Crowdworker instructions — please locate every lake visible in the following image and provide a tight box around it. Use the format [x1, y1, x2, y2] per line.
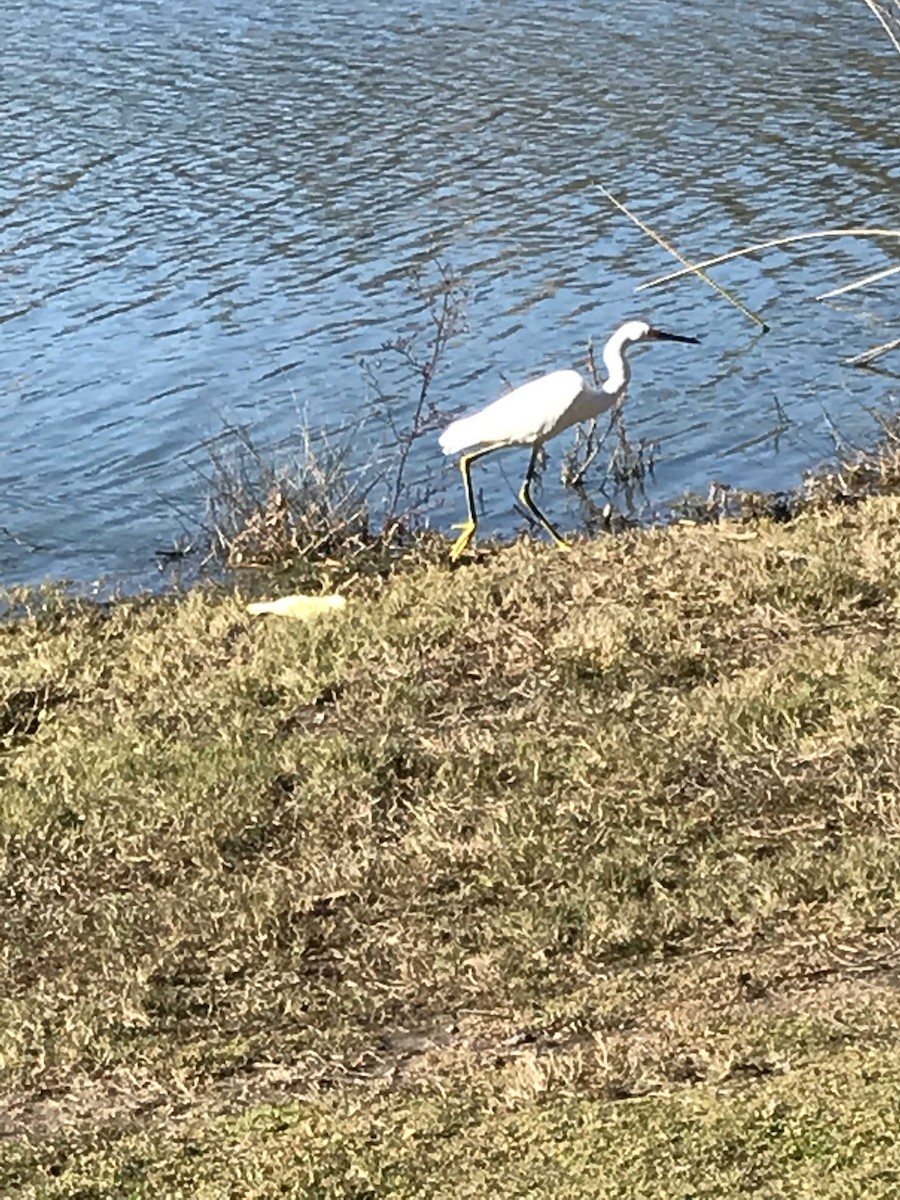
[2, 0, 898, 588]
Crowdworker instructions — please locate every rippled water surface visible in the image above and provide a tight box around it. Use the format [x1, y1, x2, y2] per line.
[2, 0, 898, 585]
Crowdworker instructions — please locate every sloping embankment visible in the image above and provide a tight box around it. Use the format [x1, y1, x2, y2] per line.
[4, 498, 900, 1195]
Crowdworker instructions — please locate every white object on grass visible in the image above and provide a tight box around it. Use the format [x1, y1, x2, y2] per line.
[246, 594, 346, 619]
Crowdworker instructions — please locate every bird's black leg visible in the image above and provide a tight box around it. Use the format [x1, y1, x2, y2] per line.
[449, 446, 500, 562]
[518, 445, 571, 551]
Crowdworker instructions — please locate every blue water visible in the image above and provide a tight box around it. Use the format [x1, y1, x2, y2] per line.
[1, 0, 898, 586]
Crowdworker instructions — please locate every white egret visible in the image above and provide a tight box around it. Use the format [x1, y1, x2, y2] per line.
[439, 318, 700, 560]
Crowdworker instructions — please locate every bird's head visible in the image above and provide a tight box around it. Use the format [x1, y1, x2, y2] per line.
[616, 318, 700, 347]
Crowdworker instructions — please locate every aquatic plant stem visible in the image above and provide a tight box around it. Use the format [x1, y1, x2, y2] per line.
[596, 182, 769, 332]
[637, 228, 900, 290]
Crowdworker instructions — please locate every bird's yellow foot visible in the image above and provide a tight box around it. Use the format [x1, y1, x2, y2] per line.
[449, 520, 477, 562]
[539, 525, 572, 552]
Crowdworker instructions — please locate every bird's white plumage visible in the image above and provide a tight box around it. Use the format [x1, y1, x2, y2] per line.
[438, 317, 698, 560]
[439, 318, 661, 459]
[439, 369, 604, 457]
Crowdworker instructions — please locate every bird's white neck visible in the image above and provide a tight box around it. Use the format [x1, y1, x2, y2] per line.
[600, 327, 634, 397]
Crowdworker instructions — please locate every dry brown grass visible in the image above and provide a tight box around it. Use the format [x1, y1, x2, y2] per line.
[667, 411, 900, 529]
[4, 498, 900, 1194]
[201, 424, 380, 571]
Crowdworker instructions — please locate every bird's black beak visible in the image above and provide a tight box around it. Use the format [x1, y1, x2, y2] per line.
[648, 328, 700, 344]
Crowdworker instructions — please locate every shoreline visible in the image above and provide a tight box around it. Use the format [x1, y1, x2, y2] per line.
[6, 414, 899, 608]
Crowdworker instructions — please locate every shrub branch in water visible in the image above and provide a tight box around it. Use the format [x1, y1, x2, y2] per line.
[363, 260, 469, 535]
[204, 263, 466, 570]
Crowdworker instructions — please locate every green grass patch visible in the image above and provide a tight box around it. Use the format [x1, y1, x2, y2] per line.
[4, 499, 900, 1192]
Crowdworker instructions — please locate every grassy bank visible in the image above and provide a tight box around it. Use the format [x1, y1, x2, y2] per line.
[4, 497, 900, 1196]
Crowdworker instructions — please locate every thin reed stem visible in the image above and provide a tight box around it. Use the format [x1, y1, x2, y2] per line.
[596, 183, 769, 331]
[637, 228, 900, 291]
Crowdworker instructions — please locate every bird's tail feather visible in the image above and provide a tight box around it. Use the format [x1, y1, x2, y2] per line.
[439, 415, 479, 457]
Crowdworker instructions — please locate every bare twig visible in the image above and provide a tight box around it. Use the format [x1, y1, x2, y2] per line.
[562, 407, 622, 492]
[561, 339, 621, 491]
[561, 337, 657, 531]
[364, 262, 467, 531]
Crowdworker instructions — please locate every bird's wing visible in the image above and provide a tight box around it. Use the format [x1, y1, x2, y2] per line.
[439, 370, 586, 456]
